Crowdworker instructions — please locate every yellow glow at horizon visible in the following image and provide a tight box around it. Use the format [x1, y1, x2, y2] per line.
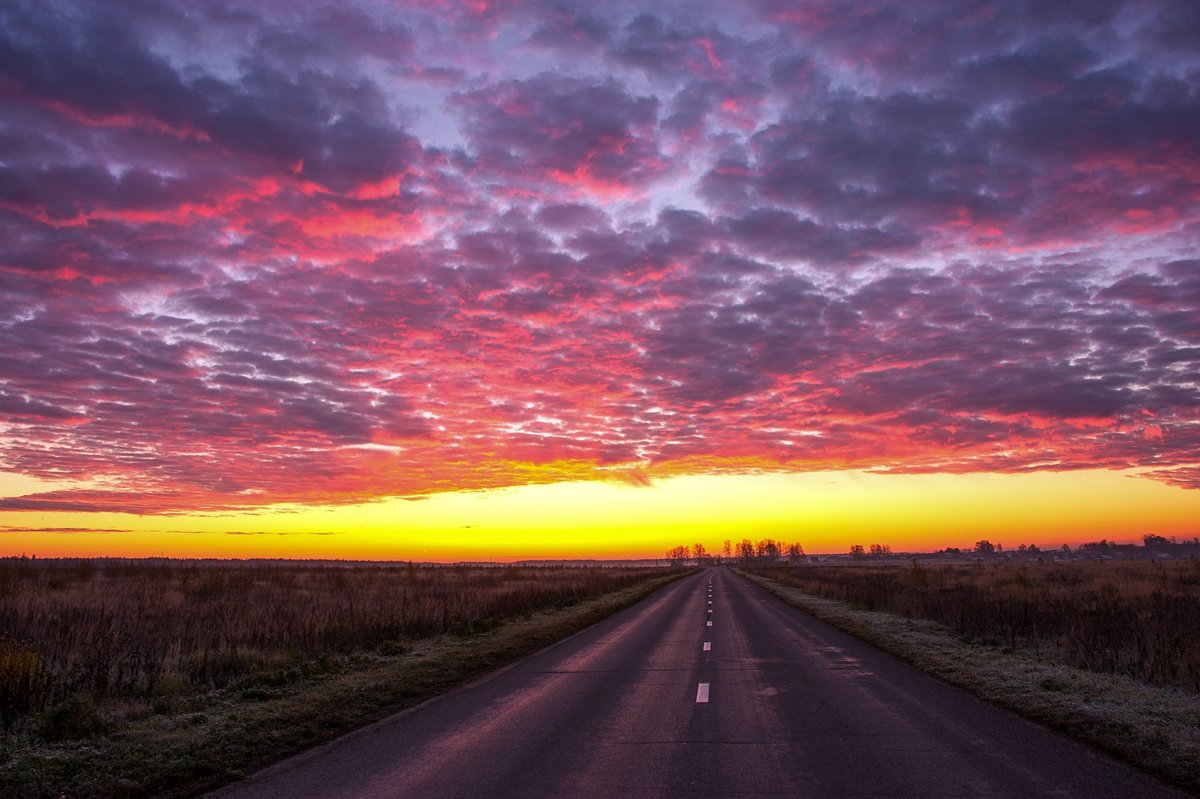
[1, 467, 1198, 560]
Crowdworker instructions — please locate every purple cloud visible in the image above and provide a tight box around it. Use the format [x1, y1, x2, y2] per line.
[0, 0, 1197, 516]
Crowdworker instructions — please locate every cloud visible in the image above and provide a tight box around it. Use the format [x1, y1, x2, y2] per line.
[451, 73, 667, 199]
[0, 0, 1196, 515]
[221, 530, 342, 537]
[0, 526, 135, 534]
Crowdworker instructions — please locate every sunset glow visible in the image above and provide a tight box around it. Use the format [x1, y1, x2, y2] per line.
[1, 1, 1198, 559]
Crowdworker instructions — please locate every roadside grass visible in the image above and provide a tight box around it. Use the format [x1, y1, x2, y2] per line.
[0, 569, 689, 799]
[739, 569, 1200, 794]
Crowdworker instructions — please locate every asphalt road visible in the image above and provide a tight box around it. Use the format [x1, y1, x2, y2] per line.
[209, 569, 1190, 798]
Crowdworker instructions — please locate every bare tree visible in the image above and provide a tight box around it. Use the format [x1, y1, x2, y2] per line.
[756, 539, 780, 561]
[786, 542, 806, 564]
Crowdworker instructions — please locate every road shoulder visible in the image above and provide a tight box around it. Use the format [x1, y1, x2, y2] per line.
[738, 569, 1200, 794]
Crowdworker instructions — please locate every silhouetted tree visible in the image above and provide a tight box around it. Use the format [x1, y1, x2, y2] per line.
[756, 539, 780, 560]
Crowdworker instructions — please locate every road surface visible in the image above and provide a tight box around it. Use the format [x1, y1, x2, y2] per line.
[210, 568, 1190, 798]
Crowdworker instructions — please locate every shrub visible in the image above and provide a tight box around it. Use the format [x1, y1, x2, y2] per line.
[36, 695, 103, 741]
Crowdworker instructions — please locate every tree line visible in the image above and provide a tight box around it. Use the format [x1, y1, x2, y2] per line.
[666, 538, 807, 565]
[669, 533, 1200, 566]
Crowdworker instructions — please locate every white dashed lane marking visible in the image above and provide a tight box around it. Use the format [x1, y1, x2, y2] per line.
[701, 580, 713, 702]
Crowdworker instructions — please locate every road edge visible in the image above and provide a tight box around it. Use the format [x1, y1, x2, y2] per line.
[736, 568, 1200, 795]
[206, 567, 702, 796]
[0, 569, 696, 799]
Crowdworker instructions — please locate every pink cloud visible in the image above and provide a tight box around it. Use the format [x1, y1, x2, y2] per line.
[0, 0, 1197, 515]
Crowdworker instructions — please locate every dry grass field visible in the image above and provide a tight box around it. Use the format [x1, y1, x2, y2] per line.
[742, 559, 1200, 691]
[740, 560, 1200, 792]
[0, 559, 667, 737]
[0, 558, 688, 798]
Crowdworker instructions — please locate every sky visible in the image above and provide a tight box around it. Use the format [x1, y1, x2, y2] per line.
[1, 0, 1198, 560]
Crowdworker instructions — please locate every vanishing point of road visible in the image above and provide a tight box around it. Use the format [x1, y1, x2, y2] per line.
[209, 569, 1190, 798]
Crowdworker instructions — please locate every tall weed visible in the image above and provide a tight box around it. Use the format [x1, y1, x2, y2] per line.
[0, 558, 663, 729]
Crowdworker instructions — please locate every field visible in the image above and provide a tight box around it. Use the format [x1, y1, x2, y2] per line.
[0, 558, 672, 731]
[741, 559, 1200, 692]
[0, 558, 685, 798]
[739, 560, 1200, 791]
